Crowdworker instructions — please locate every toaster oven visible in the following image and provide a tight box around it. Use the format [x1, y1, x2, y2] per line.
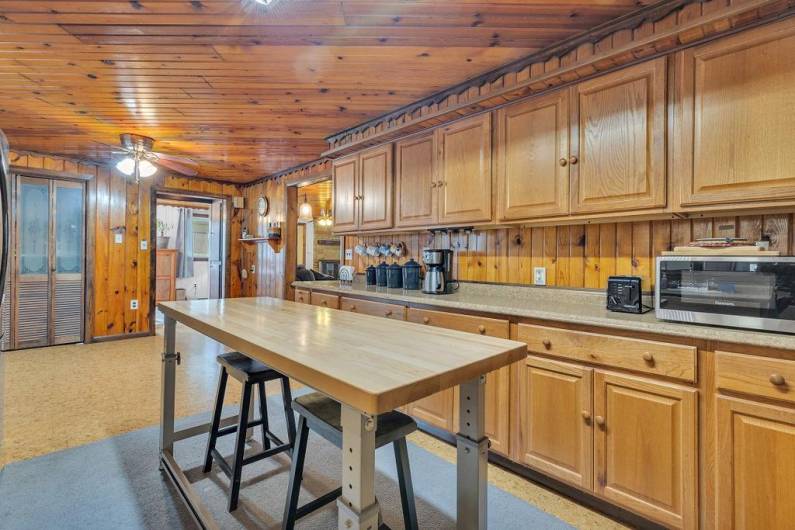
[655, 256, 795, 333]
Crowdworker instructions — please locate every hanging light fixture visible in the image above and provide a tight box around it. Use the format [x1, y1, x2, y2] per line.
[298, 194, 313, 222]
[115, 154, 157, 182]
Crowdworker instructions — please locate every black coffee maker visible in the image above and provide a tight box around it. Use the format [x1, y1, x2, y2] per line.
[422, 249, 457, 294]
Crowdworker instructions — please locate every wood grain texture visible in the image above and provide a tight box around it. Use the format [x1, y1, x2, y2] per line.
[158, 297, 527, 415]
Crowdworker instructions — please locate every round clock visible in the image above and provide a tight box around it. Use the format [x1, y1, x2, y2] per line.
[257, 196, 269, 216]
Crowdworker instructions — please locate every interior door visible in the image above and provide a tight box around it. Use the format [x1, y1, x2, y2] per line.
[15, 177, 50, 349]
[51, 180, 84, 345]
[208, 198, 224, 299]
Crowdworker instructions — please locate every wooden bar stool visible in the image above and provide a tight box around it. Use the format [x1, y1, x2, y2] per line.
[203, 352, 297, 512]
[282, 392, 419, 530]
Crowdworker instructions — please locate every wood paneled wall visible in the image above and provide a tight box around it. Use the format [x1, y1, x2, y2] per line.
[239, 178, 287, 299]
[344, 213, 794, 291]
[9, 151, 245, 340]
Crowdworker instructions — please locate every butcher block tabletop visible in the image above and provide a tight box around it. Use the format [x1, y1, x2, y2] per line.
[158, 297, 528, 415]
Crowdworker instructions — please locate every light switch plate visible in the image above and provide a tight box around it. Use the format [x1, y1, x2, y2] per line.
[130, 299, 138, 310]
[345, 248, 353, 260]
[140, 240, 148, 250]
[533, 267, 546, 286]
[114, 233, 123, 244]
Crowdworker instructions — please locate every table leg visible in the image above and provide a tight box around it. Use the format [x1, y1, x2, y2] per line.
[457, 375, 488, 530]
[160, 315, 178, 460]
[337, 404, 380, 530]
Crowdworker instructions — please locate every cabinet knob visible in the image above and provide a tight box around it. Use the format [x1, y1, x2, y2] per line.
[321, 300, 327, 306]
[581, 410, 591, 422]
[478, 325, 486, 334]
[569, 155, 579, 165]
[542, 339, 552, 350]
[431, 182, 437, 188]
[594, 415, 605, 427]
[350, 305, 356, 311]
[385, 310, 393, 317]
[423, 317, 430, 324]
[558, 158, 568, 167]
[770, 373, 786, 386]
[642, 352, 655, 364]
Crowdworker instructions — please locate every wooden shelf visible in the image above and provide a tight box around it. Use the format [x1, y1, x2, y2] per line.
[238, 236, 280, 243]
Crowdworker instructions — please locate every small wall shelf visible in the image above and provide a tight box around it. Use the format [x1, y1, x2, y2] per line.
[239, 236, 280, 243]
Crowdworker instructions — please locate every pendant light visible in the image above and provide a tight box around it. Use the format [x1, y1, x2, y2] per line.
[298, 194, 313, 222]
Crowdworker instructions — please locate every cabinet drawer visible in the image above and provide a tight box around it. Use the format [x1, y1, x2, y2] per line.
[294, 289, 310, 304]
[340, 297, 405, 320]
[716, 351, 795, 404]
[406, 308, 509, 338]
[514, 324, 696, 383]
[310, 292, 339, 310]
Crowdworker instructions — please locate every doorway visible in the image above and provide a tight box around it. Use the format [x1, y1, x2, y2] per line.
[294, 179, 340, 280]
[153, 192, 227, 323]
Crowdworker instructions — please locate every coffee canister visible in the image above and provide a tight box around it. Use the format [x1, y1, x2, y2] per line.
[376, 261, 389, 287]
[402, 259, 421, 290]
[387, 262, 403, 289]
[365, 265, 377, 286]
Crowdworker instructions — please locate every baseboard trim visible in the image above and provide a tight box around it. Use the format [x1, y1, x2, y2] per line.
[89, 330, 155, 343]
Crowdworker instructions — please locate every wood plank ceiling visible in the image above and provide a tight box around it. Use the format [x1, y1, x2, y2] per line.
[0, 0, 653, 182]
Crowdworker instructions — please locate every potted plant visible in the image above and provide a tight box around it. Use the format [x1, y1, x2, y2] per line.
[156, 219, 172, 249]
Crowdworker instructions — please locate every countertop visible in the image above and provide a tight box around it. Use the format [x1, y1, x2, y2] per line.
[293, 279, 795, 352]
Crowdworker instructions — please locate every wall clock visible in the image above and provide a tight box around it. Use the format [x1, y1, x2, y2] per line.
[257, 196, 269, 216]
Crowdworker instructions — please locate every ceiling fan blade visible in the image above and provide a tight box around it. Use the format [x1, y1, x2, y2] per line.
[151, 153, 199, 177]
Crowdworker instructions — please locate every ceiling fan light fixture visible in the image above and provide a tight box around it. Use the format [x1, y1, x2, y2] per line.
[254, 0, 276, 5]
[138, 159, 158, 178]
[115, 157, 136, 176]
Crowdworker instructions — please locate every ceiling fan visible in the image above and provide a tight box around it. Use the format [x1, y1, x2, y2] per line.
[111, 133, 199, 182]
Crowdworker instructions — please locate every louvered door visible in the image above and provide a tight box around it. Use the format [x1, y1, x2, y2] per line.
[51, 180, 84, 345]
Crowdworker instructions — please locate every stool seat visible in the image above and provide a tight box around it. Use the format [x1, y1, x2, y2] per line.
[292, 392, 416, 449]
[217, 352, 283, 383]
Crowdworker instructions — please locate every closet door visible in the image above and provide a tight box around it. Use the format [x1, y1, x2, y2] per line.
[15, 177, 50, 349]
[51, 180, 84, 345]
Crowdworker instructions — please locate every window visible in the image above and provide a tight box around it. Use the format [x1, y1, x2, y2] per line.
[192, 215, 209, 259]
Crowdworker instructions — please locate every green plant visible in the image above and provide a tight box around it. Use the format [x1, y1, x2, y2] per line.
[156, 219, 171, 237]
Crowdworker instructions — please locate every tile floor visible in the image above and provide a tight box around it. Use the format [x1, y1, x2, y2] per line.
[0, 325, 625, 529]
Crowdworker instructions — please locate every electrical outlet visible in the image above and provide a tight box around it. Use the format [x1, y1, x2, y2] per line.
[533, 267, 546, 286]
[114, 233, 123, 244]
[345, 248, 353, 260]
[130, 299, 138, 310]
[140, 240, 148, 250]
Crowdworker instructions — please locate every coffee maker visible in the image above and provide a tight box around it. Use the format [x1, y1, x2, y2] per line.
[422, 248, 457, 294]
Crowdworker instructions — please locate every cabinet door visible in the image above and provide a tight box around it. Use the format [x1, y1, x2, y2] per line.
[358, 145, 393, 231]
[436, 114, 492, 224]
[332, 155, 358, 232]
[675, 20, 795, 208]
[497, 90, 569, 220]
[514, 355, 593, 489]
[409, 388, 455, 431]
[716, 396, 795, 530]
[594, 371, 697, 529]
[570, 58, 667, 214]
[395, 134, 436, 227]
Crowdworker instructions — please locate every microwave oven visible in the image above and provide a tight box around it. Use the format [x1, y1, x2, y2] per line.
[655, 256, 795, 333]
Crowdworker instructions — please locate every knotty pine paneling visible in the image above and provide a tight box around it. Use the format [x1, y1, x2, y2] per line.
[9, 150, 245, 340]
[239, 178, 286, 299]
[343, 214, 794, 292]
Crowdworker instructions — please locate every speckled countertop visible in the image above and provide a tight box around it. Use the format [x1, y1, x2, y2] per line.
[293, 279, 795, 351]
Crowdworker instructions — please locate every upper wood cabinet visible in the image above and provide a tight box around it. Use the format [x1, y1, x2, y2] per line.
[594, 371, 697, 529]
[497, 90, 570, 220]
[332, 144, 393, 232]
[332, 155, 358, 232]
[716, 396, 795, 530]
[395, 133, 436, 228]
[674, 20, 795, 209]
[570, 58, 667, 215]
[435, 114, 493, 225]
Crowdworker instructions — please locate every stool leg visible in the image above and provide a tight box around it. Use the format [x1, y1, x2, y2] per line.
[281, 376, 297, 448]
[203, 367, 228, 473]
[282, 415, 309, 530]
[257, 381, 270, 450]
[228, 382, 253, 512]
[394, 438, 419, 530]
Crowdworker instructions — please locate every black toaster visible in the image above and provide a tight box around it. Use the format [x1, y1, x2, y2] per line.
[606, 276, 644, 314]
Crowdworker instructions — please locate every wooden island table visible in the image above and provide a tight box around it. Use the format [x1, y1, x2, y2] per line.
[158, 297, 527, 530]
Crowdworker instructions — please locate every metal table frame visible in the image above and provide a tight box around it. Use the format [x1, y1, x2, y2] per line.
[159, 314, 490, 530]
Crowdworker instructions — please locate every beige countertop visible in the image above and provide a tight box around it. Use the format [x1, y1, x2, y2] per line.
[293, 279, 795, 352]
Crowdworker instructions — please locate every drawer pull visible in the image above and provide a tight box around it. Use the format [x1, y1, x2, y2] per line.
[423, 317, 430, 324]
[385, 310, 393, 317]
[642, 352, 655, 364]
[770, 373, 787, 386]
[321, 300, 328, 306]
[581, 410, 591, 423]
[594, 416, 606, 427]
[349, 305, 356, 311]
[478, 325, 486, 334]
[542, 339, 552, 350]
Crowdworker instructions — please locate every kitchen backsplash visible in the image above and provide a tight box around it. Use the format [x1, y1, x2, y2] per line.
[343, 212, 794, 291]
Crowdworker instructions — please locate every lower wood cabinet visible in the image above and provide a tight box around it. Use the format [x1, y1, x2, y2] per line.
[310, 292, 339, 309]
[594, 371, 697, 529]
[514, 356, 593, 489]
[294, 288, 310, 304]
[716, 396, 795, 530]
[340, 296, 406, 320]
